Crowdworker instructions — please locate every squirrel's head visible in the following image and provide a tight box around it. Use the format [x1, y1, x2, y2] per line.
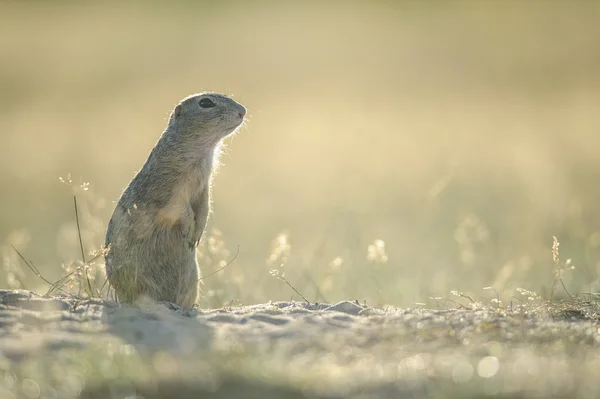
[167, 92, 246, 146]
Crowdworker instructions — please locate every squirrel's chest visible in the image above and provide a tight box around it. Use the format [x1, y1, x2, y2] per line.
[156, 163, 212, 228]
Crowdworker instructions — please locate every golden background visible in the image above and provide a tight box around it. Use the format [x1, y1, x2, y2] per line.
[2, 1, 600, 307]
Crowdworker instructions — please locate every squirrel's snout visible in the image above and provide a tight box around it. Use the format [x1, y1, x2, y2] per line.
[238, 106, 247, 119]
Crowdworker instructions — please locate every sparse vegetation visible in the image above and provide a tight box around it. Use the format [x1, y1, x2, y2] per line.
[3, 1, 600, 307]
[2, 1, 600, 397]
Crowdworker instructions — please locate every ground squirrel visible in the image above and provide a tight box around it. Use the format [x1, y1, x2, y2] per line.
[104, 92, 246, 308]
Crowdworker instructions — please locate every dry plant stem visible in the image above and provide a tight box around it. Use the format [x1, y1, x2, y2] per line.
[429, 297, 442, 308]
[73, 195, 94, 297]
[198, 245, 240, 282]
[10, 245, 39, 289]
[12, 189, 195, 302]
[280, 276, 310, 304]
[550, 236, 575, 302]
[11, 245, 71, 297]
[446, 298, 464, 309]
[47, 253, 102, 297]
[453, 292, 475, 303]
[483, 286, 501, 304]
[550, 277, 573, 302]
[99, 277, 110, 299]
[302, 270, 328, 303]
[73, 195, 86, 264]
[578, 262, 594, 301]
[559, 278, 573, 300]
[86, 254, 104, 298]
[47, 272, 76, 296]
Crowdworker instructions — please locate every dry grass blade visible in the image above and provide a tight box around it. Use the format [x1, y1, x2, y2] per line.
[73, 194, 94, 297]
[559, 278, 573, 300]
[280, 276, 310, 304]
[302, 270, 328, 303]
[46, 253, 104, 297]
[451, 290, 475, 303]
[550, 236, 575, 302]
[46, 270, 77, 297]
[73, 195, 86, 264]
[11, 245, 71, 297]
[99, 278, 111, 299]
[198, 245, 240, 281]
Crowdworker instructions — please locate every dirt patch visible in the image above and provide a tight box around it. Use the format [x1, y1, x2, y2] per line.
[0, 289, 599, 398]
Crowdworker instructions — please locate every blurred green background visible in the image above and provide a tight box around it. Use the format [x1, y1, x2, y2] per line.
[1, 0, 600, 308]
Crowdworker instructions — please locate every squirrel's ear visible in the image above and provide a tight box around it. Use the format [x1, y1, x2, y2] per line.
[174, 104, 182, 118]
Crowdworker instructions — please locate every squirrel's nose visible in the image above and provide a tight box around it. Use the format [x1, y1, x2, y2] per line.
[238, 106, 247, 118]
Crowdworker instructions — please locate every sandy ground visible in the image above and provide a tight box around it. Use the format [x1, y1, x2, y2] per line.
[1, 289, 600, 398]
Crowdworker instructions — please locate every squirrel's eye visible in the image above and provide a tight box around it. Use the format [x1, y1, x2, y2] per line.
[199, 98, 216, 108]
